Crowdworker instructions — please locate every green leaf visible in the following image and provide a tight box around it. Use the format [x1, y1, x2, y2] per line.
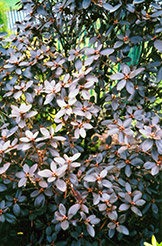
[152, 235, 157, 246]
[144, 243, 152, 246]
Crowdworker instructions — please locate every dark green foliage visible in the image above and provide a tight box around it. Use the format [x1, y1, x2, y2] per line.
[0, 0, 162, 245]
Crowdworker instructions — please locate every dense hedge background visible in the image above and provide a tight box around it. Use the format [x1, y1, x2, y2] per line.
[0, 0, 162, 245]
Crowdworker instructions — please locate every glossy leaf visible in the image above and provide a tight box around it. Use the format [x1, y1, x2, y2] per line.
[82, 0, 91, 9]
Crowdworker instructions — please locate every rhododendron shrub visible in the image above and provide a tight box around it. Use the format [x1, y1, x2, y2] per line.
[0, 0, 162, 245]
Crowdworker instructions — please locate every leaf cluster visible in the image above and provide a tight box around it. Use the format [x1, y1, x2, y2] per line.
[0, 0, 162, 245]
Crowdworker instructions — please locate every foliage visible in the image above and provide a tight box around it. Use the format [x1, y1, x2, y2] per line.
[2, 0, 19, 9]
[144, 235, 162, 246]
[0, 0, 162, 245]
[0, 1, 8, 32]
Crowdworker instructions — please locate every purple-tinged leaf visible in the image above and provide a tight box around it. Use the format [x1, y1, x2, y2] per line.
[131, 158, 143, 166]
[142, 139, 153, 152]
[55, 109, 66, 119]
[57, 99, 67, 108]
[13, 203, 21, 216]
[156, 140, 162, 154]
[44, 94, 54, 105]
[117, 79, 126, 91]
[54, 157, 65, 165]
[126, 4, 135, 13]
[20, 104, 32, 112]
[119, 214, 126, 224]
[100, 48, 114, 56]
[0, 163, 10, 174]
[110, 73, 124, 80]
[25, 130, 34, 139]
[55, 67, 63, 76]
[61, 220, 69, 230]
[123, 128, 134, 136]
[82, 90, 90, 99]
[69, 88, 79, 98]
[59, 203, 66, 215]
[84, 175, 96, 182]
[125, 193, 131, 203]
[29, 164, 38, 176]
[0, 184, 7, 192]
[154, 39, 162, 52]
[7, 126, 18, 137]
[108, 128, 119, 135]
[90, 217, 100, 224]
[20, 137, 30, 142]
[30, 190, 39, 197]
[84, 56, 94, 66]
[40, 127, 50, 137]
[96, 153, 103, 163]
[116, 225, 129, 235]
[108, 222, 116, 230]
[34, 194, 45, 208]
[80, 128, 86, 138]
[82, 0, 91, 9]
[38, 169, 52, 177]
[83, 123, 93, 129]
[85, 47, 94, 55]
[102, 180, 112, 188]
[71, 153, 81, 161]
[144, 161, 155, 169]
[110, 3, 121, 13]
[103, 3, 113, 11]
[18, 178, 27, 187]
[14, 91, 22, 99]
[103, 3, 121, 12]
[23, 164, 29, 173]
[130, 68, 145, 78]
[75, 59, 82, 71]
[25, 92, 34, 104]
[126, 81, 135, 94]
[157, 67, 162, 82]
[133, 192, 142, 202]
[39, 181, 48, 188]
[122, 64, 130, 74]
[68, 204, 80, 219]
[131, 206, 142, 216]
[114, 41, 123, 48]
[56, 179, 66, 192]
[135, 199, 146, 206]
[119, 204, 130, 211]
[0, 215, 5, 222]
[100, 169, 107, 178]
[93, 194, 100, 205]
[111, 99, 119, 110]
[123, 118, 132, 128]
[151, 10, 162, 17]
[125, 182, 131, 193]
[84, 81, 94, 88]
[152, 203, 158, 214]
[53, 136, 66, 141]
[125, 165, 132, 177]
[108, 211, 117, 221]
[87, 223, 95, 237]
[5, 213, 16, 224]
[26, 111, 37, 118]
[151, 166, 159, 176]
[118, 146, 128, 154]
[130, 36, 143, 44]
[133, 0, 144, 4]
